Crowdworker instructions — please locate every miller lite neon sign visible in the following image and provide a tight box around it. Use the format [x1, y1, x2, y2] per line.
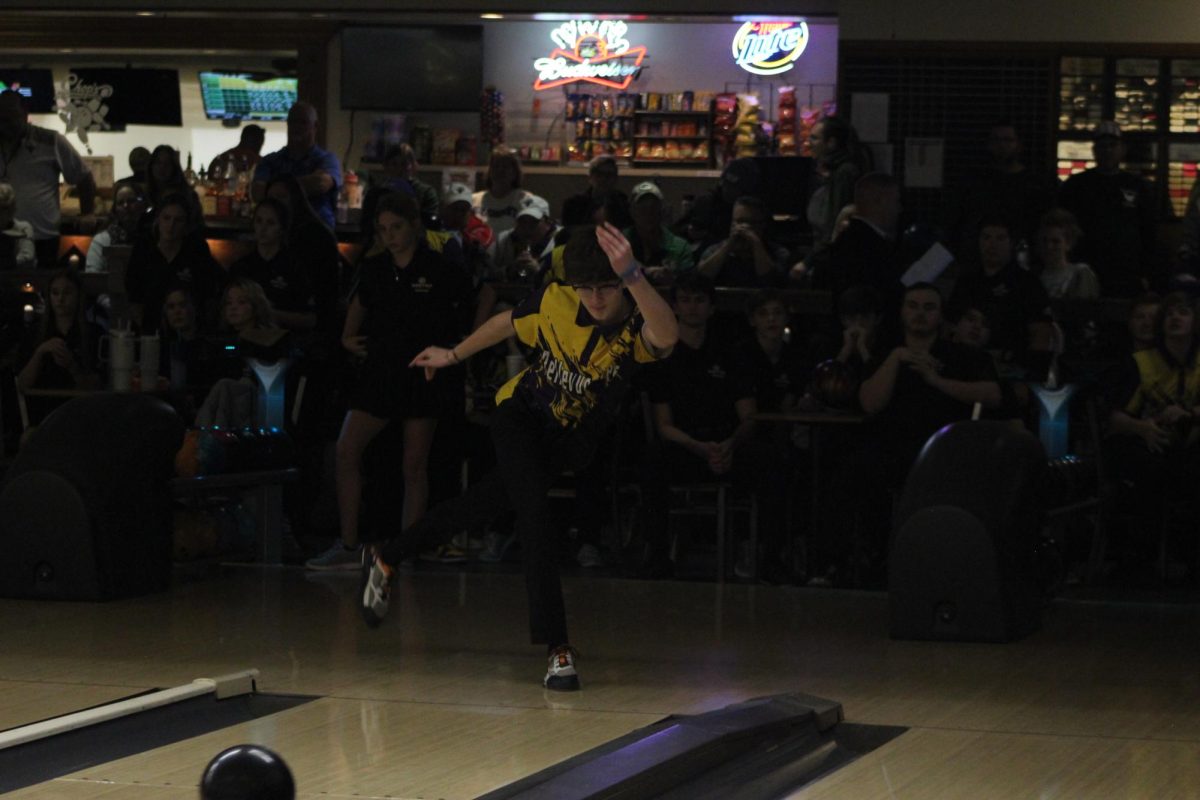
[533, 19, 647, 91]
[732, 21, 809, 76]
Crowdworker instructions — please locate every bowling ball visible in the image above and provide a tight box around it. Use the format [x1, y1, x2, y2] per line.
[811, 359, 858, 410]
[200, 744, 295, 800]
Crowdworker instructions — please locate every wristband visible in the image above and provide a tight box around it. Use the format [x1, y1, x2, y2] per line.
[620, 262, 643, 284]
[449, 348, 460, 364]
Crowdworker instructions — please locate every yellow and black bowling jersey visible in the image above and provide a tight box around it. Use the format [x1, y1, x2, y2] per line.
[496, 282, 664, 429]
[1121, 347, 1200, 417]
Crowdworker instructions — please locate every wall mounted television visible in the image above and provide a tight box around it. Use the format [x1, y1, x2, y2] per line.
[199, 71, 298, 121]
[0, 68, 56, 113]
[340, 26, 483, 112]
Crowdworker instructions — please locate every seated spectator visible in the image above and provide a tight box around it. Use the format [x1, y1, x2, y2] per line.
[264, 175, 340, 334]
[560, 154, 631, 230]
[1105, 291, 1200, 550]
[1128, 293, 1162, 353]
[441, 182, 494, 255]
[625, 181, 694, 285]
[86, 180, 145, 272]
[639, 272, 789, 580]
[1036, 208, 1099, 299]
[489, 196, 560, 283]
[834, 284, 884, 373]
[822, 172, 903, 314]
[0, 182, 36, 270]
[159, 285, 225, 423]
[949, 216, 1054, 375]
[125, 194, 222, 334]
[674, 157, 763, 256]
[859, 282, 1001, 484]
[696, 195, 787, 287]
[731, 289, 809, 413]
[16, 268, 101, 394]
[945, 297, 1028, 422]
[207, 124, 265, 185]
[230, 199, 317, 332]
[194, 277, 287, 428]
[472, 147, 539, 236]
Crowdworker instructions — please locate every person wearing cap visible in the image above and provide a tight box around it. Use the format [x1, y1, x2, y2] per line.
[207, 123, 266, 183]
[489, 195, 561, 283]
[560, 154, 632, 230]
[1059, 120, 1157, 298]
[441, 181, 494, 253]
[624, 180, 694, 283]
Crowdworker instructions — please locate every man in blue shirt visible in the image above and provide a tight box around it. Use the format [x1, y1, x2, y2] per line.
[252, 101, 342, 229]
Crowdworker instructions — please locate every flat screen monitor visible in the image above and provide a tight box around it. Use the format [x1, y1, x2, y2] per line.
[70, 67, 182, 127]
[340, 26, 483, 112]
[199, 72, 298, 121]
[0, 68, 55, 113]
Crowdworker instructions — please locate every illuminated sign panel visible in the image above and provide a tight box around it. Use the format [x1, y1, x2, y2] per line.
[533, 19, 647, 91]
[732, 21, 809, 76]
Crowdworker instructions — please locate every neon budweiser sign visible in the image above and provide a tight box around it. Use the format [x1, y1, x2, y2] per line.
[732, 21, 809, 76]
[533, 19, 647, 91]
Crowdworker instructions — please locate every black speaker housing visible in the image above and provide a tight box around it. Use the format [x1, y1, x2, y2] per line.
[0, 392, 184, 600]
[889, 421, 1047, 642]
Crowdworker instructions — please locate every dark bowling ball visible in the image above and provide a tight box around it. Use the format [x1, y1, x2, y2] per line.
[811, 358, 858, 410]
[200, 744, 295, 800]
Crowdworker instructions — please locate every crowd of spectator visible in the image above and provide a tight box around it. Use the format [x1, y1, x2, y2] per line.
[1, 89, 1197, 588]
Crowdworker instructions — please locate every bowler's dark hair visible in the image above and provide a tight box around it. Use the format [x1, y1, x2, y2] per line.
[562, 225, 613, 285]
[671, 270, 716, 304]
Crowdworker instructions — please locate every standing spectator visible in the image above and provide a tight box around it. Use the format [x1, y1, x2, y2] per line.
[264, 175, 340, 336]
[675, 157, 762, 256]
[125, 145, 151, 190]
[1036, 208, 1100, 299]
[696, 195, 788, 287]
[230, 199, 316, 332]
[472, 147, 537, 237]
[1059, 121, 1157, 297]
[307, 193, 472, 571]
[207, 124, 266, 183]
[252, 102, 342, 230]
[0, 90, 96, 267]
[560, 154, 631, 230]
[125, 195, 221, 334]
[799, 116, 864, 279]
[824, 172, 904, 314]
[624, 181, 694, 284]
[0, 181, 36, 269]
[145, 145, 203, 227]
[948, 120, 1059, 259]
[361, 144, 440, 229]
[85, 180, 145, 272]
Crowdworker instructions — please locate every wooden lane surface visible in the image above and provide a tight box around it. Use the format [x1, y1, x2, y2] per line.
[2, 569, 1200, 797]
[0, 681, 146, 731]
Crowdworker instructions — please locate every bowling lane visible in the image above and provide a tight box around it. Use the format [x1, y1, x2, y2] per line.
[6, 696, 663, 800]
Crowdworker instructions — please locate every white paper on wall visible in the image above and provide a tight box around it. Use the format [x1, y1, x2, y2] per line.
[904, 137, 944, 188]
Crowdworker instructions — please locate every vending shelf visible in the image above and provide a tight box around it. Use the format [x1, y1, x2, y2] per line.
[634, 135, 710, 141]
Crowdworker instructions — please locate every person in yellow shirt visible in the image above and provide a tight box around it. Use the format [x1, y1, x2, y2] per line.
[360, 223, 678, 692]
